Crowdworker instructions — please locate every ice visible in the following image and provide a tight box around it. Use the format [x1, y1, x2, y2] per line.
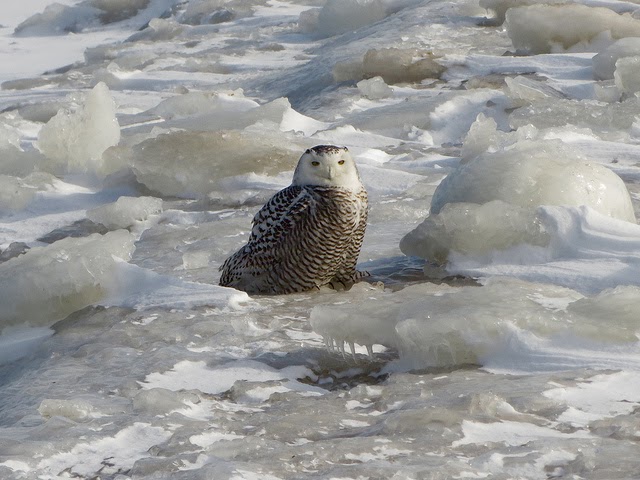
[143, 359, 316, 396]
[431, 139, 634, 221]
[509, 96, 640, 140]
[505, 4, 640, 54]
[0, 230, 135, 327]
[400, 200, 549, 264]
[479, 0, 565, 25]
[357, 77, 392, 100]
[543, 371, 640, 427]
[362, 48, 445, 84]
[87, 195, 163, 230]
[6, 0, 640, 478]
[334, 48, 445, 84]
[401, 117, 635, 262]
[592, 37, 640, 80]
[0, 175, 37, 212]
[300, 0, 387, 38]
[126, 129, 302, 198]
[614, 55, 640, 96]
[37, 423, 171, 478]
[36, 82, 121, 176]
[14, 3, 102, 36]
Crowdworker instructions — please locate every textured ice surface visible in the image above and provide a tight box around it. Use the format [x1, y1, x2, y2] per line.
[37, 82, 121, 175]
[87, 196, 163, 230]
[4, 0, 640, 478]
[505, 4, 640, 54]
[0, 231, 135, 327]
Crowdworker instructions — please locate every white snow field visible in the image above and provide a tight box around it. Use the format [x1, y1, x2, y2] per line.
[2, 0, 640, 478]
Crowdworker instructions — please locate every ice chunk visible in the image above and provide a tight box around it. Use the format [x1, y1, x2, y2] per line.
[38, 398, 99, 421]
[128, 130, 301, 198]
[154, 95, 326, 136]
[311, 278, 587, 370]
[362, 48, 445, 84]
[14, 3, 101, 36]
[87, 196, 163, 230]
[401, 116, 635, 262]
[127, 18, 185, 42]
[133, 388, 200, 415]
[400, 200, 549, 264]
[479, 0, 565, 25]
[357, 76, 392, 100]
[0, 172, 56, 213]
[300, 0, 387, 37]
[505, 4, 640, 54]
[614, 56, 640, 96]
[179, 0, 259, 25]
[86, 0, 150, 24]
[37, 82, 121, 176]
[592, 37, 640, 80]
[504, 76, 564, 107]
[0, 116, 45, 176]
[0, 175, 36, 212]
[0, 231, 136, 328]
[149, 90, 257, 120]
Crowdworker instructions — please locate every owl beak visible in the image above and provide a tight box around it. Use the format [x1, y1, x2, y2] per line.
[326, 166, 336, 179]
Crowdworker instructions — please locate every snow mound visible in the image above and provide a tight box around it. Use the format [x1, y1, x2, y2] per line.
[37, 82, 121, 176]
[0, 231, 135, 328]
[87, 196, 163, 230]
[401, 116, 635, 262]
[505, 4, 640, 54]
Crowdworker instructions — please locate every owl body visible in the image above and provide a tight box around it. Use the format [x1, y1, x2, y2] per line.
[219, 146, 368, 294]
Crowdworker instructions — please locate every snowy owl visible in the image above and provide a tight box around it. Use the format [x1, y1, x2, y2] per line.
[219, 145, 369, 294]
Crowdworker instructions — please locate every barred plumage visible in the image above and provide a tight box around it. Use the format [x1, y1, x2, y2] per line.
[219, 145, 368, 294]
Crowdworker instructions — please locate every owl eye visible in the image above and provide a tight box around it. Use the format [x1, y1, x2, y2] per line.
[338, 160, 345, 165]
[311, 161, 320, 166]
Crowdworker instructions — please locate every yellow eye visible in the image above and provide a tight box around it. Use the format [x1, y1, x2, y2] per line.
[338, 160, 345, 165]
[311, 161, 320, 166]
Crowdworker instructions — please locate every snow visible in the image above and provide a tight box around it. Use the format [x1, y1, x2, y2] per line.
[3, 0, 640, 478]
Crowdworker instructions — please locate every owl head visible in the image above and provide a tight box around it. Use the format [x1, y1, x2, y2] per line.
[292, 145, 362, 189]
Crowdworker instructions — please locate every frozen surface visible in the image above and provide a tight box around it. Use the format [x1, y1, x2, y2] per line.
[3, 0, 640, 479]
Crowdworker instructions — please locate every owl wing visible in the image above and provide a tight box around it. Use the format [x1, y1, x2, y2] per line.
[219, 186, 314, 282]
[249, 185, 312, 244]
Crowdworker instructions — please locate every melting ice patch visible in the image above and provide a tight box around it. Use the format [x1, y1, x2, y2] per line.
[142, 359, 324, 400]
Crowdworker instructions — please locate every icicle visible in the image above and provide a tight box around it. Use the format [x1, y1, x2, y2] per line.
[349, 342, 357, 361]
[338, 340, 346, 358]
[366, 344, 374, 358]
